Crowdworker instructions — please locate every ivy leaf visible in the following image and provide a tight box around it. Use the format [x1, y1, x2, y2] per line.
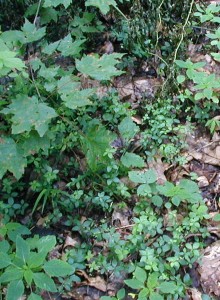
[1, 95, 57, 137]
[121, 152, 145, 168]
[43, 0, 72, 9]
[22, 19, 46, 43]
[6, 280, 24, 300]
[76, 53, 125, 80]
[85, 0, 117, 14]
[0, 137, 27, 179]
[43, 259, 73, 276]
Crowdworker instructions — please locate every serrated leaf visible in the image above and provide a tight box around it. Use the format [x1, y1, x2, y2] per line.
[62, 89, 95, 109]
[121, 152, 145, 168]
[81, 122, 116, 171]
[57, 34, 85, 57]
[43, 0, 72, 9]
[33, 272, 57, 292]
[21, 131, 51, 156]
[129, 169, 157, 184]
[57, 75, 80, 95]
[85, 0, 117, 14]
[6, 280, 24, 300]
[0, 137, 27, 179]
[22, 19, 46, 43]
[124, 278, 144, 289]
[118, 117, 139, 141]
[76, 53, 125, 80]
[0, 253, 11, 269]
[0, 267, 24, 283]
[159, 281, 177, 294]
[42, 40, 60, 55]
[43, 259, 73, 276]
[134, 267, 146, 283]
[27, 252, 46, 269]
[37, 235, 56, 254]
[16, 236, 30, 263]
[1, 95, 57, 137]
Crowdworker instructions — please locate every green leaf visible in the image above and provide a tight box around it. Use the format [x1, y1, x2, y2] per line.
[57, 34, 85, 57]
[33, 272, 57, 292]
[134, 267, 147, 284]
[1, 95, 57, 137]
[117, 288, 125, 299]
[147, 272, 159, 290]
[124, 278, 145, 289]
[0, 267, 24, 283]
[0, 240, 10, 253]
[6, 280, 24, 300]
[42, 40, 60, 55]
[43, 0, 72, 8]
[0, 253, 11, 269]
[28, 293, 42, 300]
[85, 0, 117, 14]
[16, 236, 30, 263]
[0, 137, 27, 179]
[118, 117, 139, 141]
[37, 235, 56, 255]
[129, 169, 157, 184]
[22, 19, 46, 43]
[137, 184, 151, 196]
[24, 269, 34, 286]
[159, 281, 177, 294]
[62, 89, 95, 109]
[81, 122, 116, 171]
[177, 75, 185, 84]
[151, 195, 163, 207]
[138, 288, 149, 299]
[121, 152, 145, 168]
[21, 131, 51, 156]
[213, 213, 220, 221]
[57, 75, 80, 95]
[150, 292, 164, 300]
[27, 252, 46, 269]
[76, 53, 125, 80]
[43, 259, 73, 277]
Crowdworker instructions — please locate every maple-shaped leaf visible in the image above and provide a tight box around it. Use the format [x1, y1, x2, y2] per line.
[61, 88, 95, 109]
[57, 34, 85, 57]
[76, 53, 125, 80]
[80, 121, 116, 171]
[0, 137, 27, 179]
[1, 95, 57, 137]
[85, 0, 117, 14]
[43, 0, 72, 9]
[21, 131, 51, 156]
[22, 19, 46, 43]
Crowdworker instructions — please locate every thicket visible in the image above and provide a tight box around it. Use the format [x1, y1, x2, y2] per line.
[0, 0, 219, 299]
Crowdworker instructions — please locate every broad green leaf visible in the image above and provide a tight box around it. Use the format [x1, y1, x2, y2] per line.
[16, 236, 30, 263]
[22, 19, 46, 43]
[138, 288, 149, 299]
[81, 122, 116, 171]
[151, 195, 163, 207]
[76, 53, 125, 80]
[117, 288, 125, 299]
[37, 235, 56, 254]
[33, 272, 57, 292]
[27, 252, 46, 268]
[85, 0, 117, 14]
[57, 34, 85, 57]
[21, 131, 51, 156]
[129, 169, 157, 184]
[137, 183, 151, 196]
[159, 281, 177, 294]
[150, 292, 164, 300]
[57, 75, 80, 95]
[124, 278, 145, 289]
[211, 52, 220, 62]
[0, 253, 11, 269]
[0, 267, 24, 283]
[42, 40, 60, 55]
[0, 51, 25, 72]
[147, 272, 159, 290]
[213, 213, 220, 221]
[0, 240, 10, 253]
[1, 95, 57, 137]
[43, 259, 73, 276]
[177, 75, 185, 84]
[6, 280, 24, 300]
[121, 152, 145, 168]
[28, 293, 42, 300]
[62, 89, 95, 109]
[43, 0, 72, 9]
[24, 269, 33, 286]
[118, 117, 139, 141]
[134, 267, 146, 284]
[0, 137, 27, 179]
[6, 223, 30, 242]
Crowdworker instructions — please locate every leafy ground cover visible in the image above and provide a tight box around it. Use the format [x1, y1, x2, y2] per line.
[1, 0, 220, 299]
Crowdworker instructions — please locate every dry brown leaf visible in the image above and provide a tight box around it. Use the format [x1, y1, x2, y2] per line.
[112, 205, 130, 226]
[188, 288, 202, 300]
[63, 236, 78, 249]
[148, 156, 168, 185]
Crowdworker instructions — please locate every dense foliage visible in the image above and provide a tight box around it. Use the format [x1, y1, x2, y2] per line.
[0, 0, 219, 299]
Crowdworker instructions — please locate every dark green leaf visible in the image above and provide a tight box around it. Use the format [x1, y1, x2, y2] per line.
[33, 272, 57, 292]
[6, 280, 24, 300]
[43, 259, 73, 277]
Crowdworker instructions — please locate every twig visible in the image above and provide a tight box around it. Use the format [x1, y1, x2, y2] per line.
[33, 0, 42, 26]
